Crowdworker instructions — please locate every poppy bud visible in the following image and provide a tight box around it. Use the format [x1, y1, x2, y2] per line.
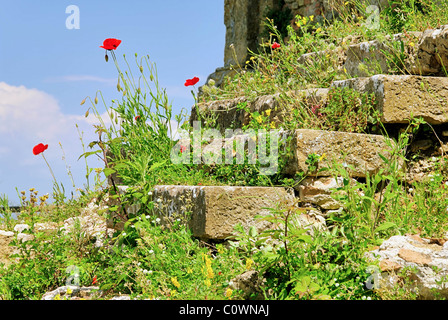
[105, 54, 109, 62]
[85, 109, 90, 118]
[80, 98, 86, 105]
[94, 96, 98, 104]
[139, 66, 144, 73]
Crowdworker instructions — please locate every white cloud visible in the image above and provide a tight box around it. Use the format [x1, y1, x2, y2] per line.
[0, 82, 104, 201]
[44, 75, 117, 86]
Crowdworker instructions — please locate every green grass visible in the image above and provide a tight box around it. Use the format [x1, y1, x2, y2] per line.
[2, 0, 448, 300]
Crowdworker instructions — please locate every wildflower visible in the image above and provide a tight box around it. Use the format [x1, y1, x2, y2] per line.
[155, 218, 161, 223]
[157, 198, 162, 203]
[149, 249, 154, 254]
[100, 38, 121, 50]
[148, 191, 153, 196]
[204, 279, 211, 287]
[171, 277, 181, 289]
[265, 109, 271, 116]
[318, 153, 326, 162]
[271, 42, 281, 49]
[170, 290, 177, 297]
[409, 42, 415, 47]
[66, 287, 73, 295]
[54, 294, 61, 300]
[135, 115, 141, 121]
[246, 258, 254, 270]
[187, 268, 193, 274]
[270, 122, 276, 129]
[184, 77, 199, 86]
[316, 27, 322, 33]
[310, 15, 314, 21]
[92, 275, 97, 285]
[225, 288, 233, 298]
[202, 254, 214, 279]
[256, 115, 263, 124]
[311, 105, 320, 114]
[33, 143, 48, 155]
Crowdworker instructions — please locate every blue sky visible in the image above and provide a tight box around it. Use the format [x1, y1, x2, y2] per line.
[0, 1, 225, 205]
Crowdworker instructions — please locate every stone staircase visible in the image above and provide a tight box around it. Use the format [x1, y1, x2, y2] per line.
[107, 24, 448, 244]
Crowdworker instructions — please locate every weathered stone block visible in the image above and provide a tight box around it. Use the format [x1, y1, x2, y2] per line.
[152, 185, 295, 240]
[412, 24, 448, 75]
[283, 129, 399, 178]
[190, 89, 329, 133]
[332, 74, 448, 124]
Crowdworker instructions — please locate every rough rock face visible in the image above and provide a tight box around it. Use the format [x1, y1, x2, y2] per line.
[413, 24, 448, 75]
[296, 176, 347, 210]
[367, 234, 448, 299]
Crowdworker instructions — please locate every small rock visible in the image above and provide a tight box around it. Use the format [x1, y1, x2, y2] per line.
[17, 233, 34, 243]
[229, 270, 264, 300]
[0, 230, 14, 237]
[13, 224, 30, 233]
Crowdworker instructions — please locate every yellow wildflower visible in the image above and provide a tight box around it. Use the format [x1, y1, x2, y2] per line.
[170, 290, 177, 297]
[256, 115, 263, 124]
[171, 277, 181, 289]
[66, 287, 73, 295]
[202, 254, 214, 279]
[217, 245, 225, 254]
[409, 42, 415, 47]
[316, 27, 322, 33]
[204, 279, 211, 287]
[246, 258, 254, 270]
[319, 153, 326, 162]
[187, 268, 193, 274]
[225, 288, 233, 298]
[270, 122, 276, 129]
[265, 109, 271, 116]
[310, 15, 314, 21]
[54, 294, 61, 300]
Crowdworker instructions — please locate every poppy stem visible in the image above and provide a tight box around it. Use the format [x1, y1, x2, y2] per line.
[41, 153, 62, 196]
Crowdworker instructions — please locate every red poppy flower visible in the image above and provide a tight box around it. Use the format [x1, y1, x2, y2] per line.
[92, 275, 97, 285]
[100, 38, 121, 50]
[135, 115, 141, 121]
[33, 143, 48, 156]
[272, 42, 281, 49]
[184, 77, 199, 87]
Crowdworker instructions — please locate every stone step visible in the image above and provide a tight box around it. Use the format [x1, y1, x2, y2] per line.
[298, 32, 423, 78]
[151, 185, 294, 240]
[105, 185, 330, 240]
[283, 129, 400, 178]
[190, 89, 329, 134]
[332, 74, 448, 124]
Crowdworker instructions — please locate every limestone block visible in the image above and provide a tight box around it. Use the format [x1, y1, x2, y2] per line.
[152, 185, 295, 240]
[190, 89, 329, 133]
[283, 129, 399, 178]
[332, 74, 448, 124]
[413, 24, 448, 75]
